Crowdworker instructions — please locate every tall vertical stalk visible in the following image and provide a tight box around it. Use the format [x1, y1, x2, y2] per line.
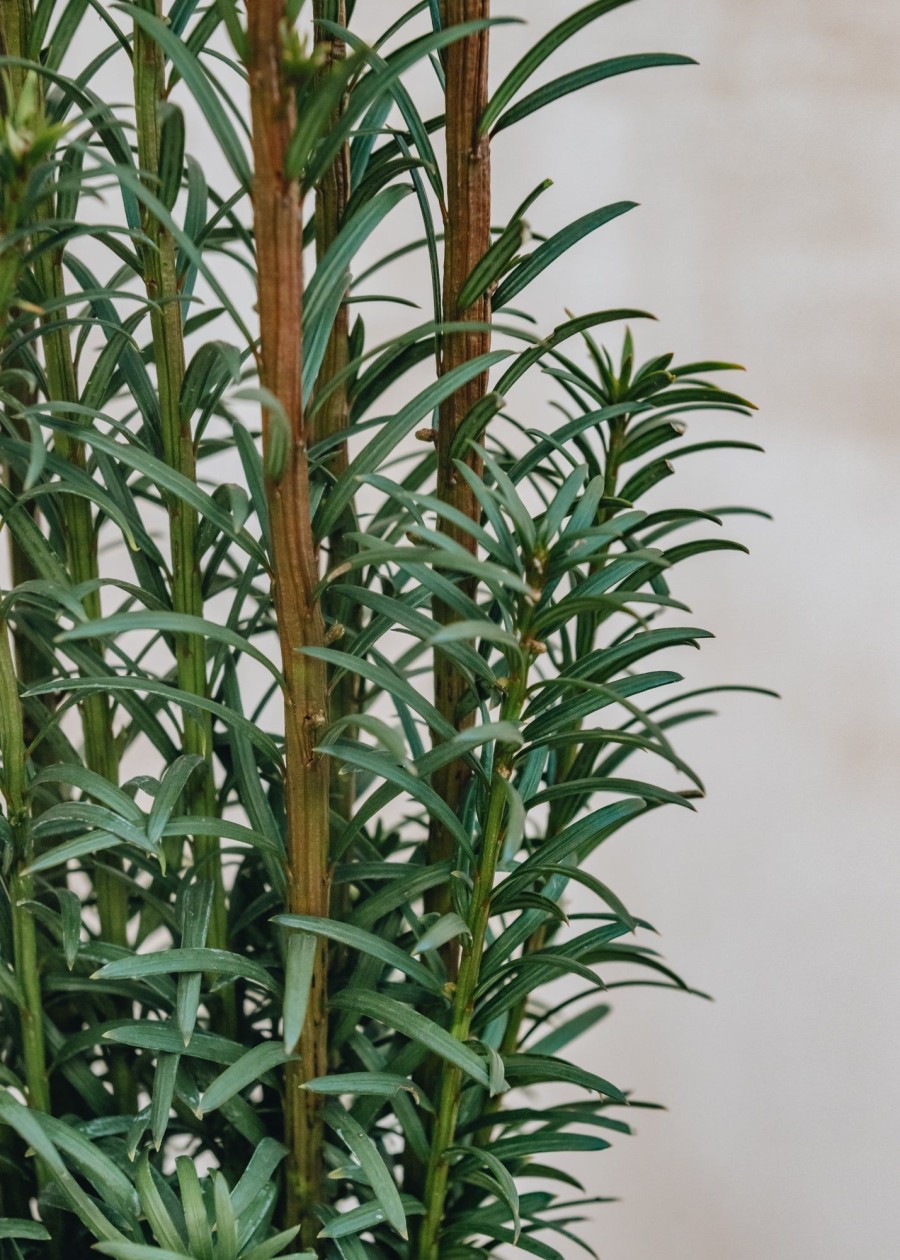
[310, 1, 350, 461]
[309, 1, 357, 848]
[246, 2, 330, 1244]
[428, 0, 493, 960]
[418, 622, 537, 1260]
[0, 0, 26, 85]
[2, 0, 118, 905]
[498, 417, 630, 1062]
[0, 24, 43, 694]
[0, 620, 49, 1119]
[131, 0, 228, 963]
[1, 1, 132, 1085]
[1, 28, 69, 1184]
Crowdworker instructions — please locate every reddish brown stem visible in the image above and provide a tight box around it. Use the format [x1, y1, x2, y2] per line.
[428, 0, 493, 971]
[310, 2, 357, 857]
[246, 4, 330, 1246]
[310, 4, 351, 470]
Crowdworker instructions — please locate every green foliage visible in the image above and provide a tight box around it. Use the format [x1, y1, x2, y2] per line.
[0, 2, 766, 1258]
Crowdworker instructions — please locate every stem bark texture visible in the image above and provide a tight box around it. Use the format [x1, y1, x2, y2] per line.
[246, 4, 331, 1245]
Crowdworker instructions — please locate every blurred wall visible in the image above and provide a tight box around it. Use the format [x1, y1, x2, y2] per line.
[460, 2, 900, 1257]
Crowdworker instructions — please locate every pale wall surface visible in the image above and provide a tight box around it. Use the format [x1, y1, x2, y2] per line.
[460, 2, 900, 1257]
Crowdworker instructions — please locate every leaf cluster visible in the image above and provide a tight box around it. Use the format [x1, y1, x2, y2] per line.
[0, 3, 766, 1258]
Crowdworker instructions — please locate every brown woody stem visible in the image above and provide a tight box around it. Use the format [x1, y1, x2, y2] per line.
[428, 0, 493, 971]
[310, 1, 357, 852]
[246, 3, 331, 1246]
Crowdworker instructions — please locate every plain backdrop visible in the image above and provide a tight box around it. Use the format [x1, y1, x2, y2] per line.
[85, 2, 899, 1256]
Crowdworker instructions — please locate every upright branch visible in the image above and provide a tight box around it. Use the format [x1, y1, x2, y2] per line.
[1, 4, 132, 1121]
[310, 1, 351, 463]
[309, 1, 357, 843]
[132, 0, 228, 962]
[0, 34, 43, 693]
[246, 2, 330, 1244]
[429, 0, 493, 960]
[418, 611, 540, 1260]
[1, 3, 116, 786]
[0, 50, 53, 1152]
[0, 617, 52, 1219]
[0, 615, 47, 1092]
[0, 0, 27, 90]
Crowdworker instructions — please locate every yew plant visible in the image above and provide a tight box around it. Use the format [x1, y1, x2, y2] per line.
[0, 1, 766, 1257]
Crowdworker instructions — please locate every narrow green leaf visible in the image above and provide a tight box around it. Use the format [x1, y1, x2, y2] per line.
[135, 1151, 189, 1252]
[176, 878, 214, 1046]
[503, 1053, 626, 1101]
[55, 888, 81, 970]
[303, 185, 412, 398]
[36, 1110, 138, 1218]
[95, 1248, 194, 1260]
[0, 1221, 51, 1241]
[315, 350, 510, 537]
[0, 1095, 121, 1242]
[330, 991, 489, 1089]
[176, 1157, 213, 1260]
[528, 1003, 612, 1056]
[493, 202, 637, 310]
[24, 675, 282, 766]
[241, 1229, 311, 1260]
[125, 2, 250, 187]
[213, 1171, 238, 1260]
[231, 1139, 288, 1218]
[198, 1042, 295, 1116]
[151, 1052, 180, 1150]
[479, 0, 634, 134]
[104, 1023, 242, 1063]
[493, 799, 647, 902]
[492, 54, 696, 134]
[303, 1073, 419, 1100]
[413, 913, 471, 955]
[450, 1147, 520, 1242]
[148, 755, 203, 844]
[283, 931, 317, 1053]
[93, 949, 279, 993]
[317, 1194, 424, 1241]
[324, 1102, 407, 1238]
[275, 914, 445, 995]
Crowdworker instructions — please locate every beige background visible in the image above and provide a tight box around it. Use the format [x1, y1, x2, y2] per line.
[89, 2, 899, 1255]
[463, 2, 899, 1257]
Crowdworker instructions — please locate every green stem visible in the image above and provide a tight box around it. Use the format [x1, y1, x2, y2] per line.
[1, 41, 71, 1212]
[2, 3, 134, 1119]
[10, 868, 50, 1114]
[499, 418, 629, 1064]
[0, 620, 49, 1119]
[1, 621, 64, 1258]
[0, 55, 45, 696]
[132, 0, 229, 979]
[45, 177, 139, 1127]
[2, 0, 124, 941]
[34, 164, 136, 1121]
[0, 0, 28, 93]
[417, 630, 533, 1260]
